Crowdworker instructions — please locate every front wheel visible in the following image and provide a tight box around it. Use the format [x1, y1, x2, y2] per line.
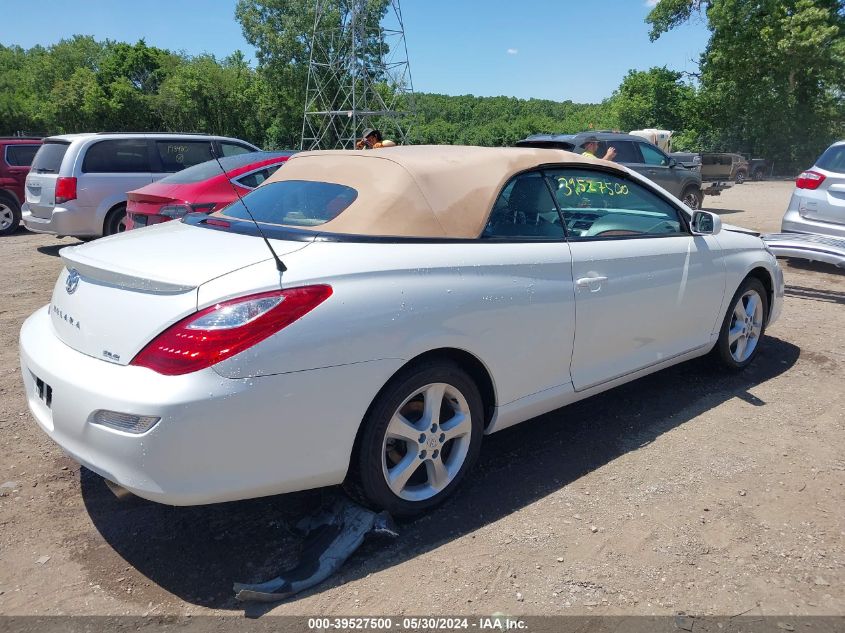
[714, 277, 768, 370]
[682, 187, 703, 210]
[344, 360, 484, 517]
[735, 170, 747, 184]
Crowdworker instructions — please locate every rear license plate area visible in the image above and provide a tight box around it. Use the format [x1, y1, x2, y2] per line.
[35, 376, 53, 408]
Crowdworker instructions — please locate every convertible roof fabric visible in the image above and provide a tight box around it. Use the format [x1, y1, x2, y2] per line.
[257, 145, 620, 238]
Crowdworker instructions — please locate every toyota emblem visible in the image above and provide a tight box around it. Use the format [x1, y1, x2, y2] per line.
[66, 269, 80, 295]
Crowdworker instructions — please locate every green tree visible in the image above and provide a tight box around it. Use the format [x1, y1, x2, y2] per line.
[612, 66, 695, 133]
[647, 0, 845, 171]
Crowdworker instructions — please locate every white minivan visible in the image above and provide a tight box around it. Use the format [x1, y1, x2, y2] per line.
[23, 133, 259, 238]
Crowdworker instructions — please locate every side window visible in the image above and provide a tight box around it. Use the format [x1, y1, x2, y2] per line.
[638, 143, 669, 166]
[544, 168, 686, 240]
[82, 139, 151, 173]
[155, 141, 214, 172]
[221, 142, 254, 157]
[5, 145, 40, 167]
[482, 172, 565, 239]
[597, 140, 642, 163]
[235, 165, 282, 189]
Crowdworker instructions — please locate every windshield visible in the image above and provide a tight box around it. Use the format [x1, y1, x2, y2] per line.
[30, 141, 70, 174]
[816, 144, 845, 173]
[159, 152, 289, 184]
[216, 180, 358, 227]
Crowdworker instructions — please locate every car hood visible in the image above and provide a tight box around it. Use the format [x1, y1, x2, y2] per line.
[722, 223, 760, 237]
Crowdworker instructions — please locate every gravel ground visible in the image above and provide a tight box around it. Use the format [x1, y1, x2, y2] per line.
[0, 181, 843, 618]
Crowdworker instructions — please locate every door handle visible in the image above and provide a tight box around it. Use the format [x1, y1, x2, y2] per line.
[576, 276, 608, 292]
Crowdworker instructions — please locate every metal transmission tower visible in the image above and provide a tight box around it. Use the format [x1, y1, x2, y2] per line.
[301, 0, 415, 150]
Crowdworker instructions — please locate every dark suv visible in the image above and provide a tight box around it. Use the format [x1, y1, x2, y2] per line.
[0, 137, 42, 235]
[516, 132, 704, 209]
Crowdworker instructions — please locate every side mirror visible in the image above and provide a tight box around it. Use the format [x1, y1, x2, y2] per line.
[668, 158, 677, 168]
[691, 210, 722, 235]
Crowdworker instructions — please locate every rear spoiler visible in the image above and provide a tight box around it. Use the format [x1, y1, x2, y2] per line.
[60, 248, 197, 294]
[762, 232, 845, 268]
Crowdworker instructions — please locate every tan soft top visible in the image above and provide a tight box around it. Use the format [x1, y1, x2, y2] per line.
[254, 145, 621, 238]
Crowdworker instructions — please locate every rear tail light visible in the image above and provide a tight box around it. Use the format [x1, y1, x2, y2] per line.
[191, 203, 218, 214]
[796, 171, 825, 190]
[130, 285, 333, 376]
[55, 177, 77, 203]
[159, 204, 192, 219]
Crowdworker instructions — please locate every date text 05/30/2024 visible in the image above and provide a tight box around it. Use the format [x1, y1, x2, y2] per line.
[306, 616, 527, 630]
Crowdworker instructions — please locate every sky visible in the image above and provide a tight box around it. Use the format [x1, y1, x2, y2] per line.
[2, 0, 711, 103]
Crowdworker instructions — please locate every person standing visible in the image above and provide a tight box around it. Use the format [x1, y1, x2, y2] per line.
[580, 135, 617, 161]
[356, 128, 384, 149]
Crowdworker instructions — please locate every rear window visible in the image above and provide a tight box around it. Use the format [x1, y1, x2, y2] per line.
[159, 152, 278, 185]
[156, 141, 213, 172]
[5, 144, 40, 167]
[217, 180, 357, 227]
[816, 145, 845, 173]
[30, 141, 70, 174]
[83, 139, 151, 173]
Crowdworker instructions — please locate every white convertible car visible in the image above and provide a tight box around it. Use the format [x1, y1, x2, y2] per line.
[19, 146, 784, 516]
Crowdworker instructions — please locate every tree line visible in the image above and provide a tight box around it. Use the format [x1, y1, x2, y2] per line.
[1, 0, 842, 174]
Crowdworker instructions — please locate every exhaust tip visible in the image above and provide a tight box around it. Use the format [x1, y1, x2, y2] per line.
[104, 478, 134, 501]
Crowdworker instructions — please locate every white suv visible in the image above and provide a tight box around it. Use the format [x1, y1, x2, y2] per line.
[23, 133, 259, 238]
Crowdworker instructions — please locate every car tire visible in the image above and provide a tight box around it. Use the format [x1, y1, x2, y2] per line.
[735, 170, 747, 184]
[344, 359, 484, 518]
[103, 205, 127, 236]
[0, 194, 21, 237]
[681, 187, 703, 210]
[753, 169, 766, 181]
[713, 277, 768, 370]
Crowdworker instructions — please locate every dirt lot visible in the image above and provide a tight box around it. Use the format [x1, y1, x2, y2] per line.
[0, 181, 843, 618]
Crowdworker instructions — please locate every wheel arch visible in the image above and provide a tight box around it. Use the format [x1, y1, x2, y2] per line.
[0, 189, 20, 206]
[745, 266, 775, 322]
[102, 200, 127, 234]
[350, 347, 498, 465]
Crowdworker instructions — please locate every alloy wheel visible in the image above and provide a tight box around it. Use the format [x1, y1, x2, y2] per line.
[728, 289, 764, 363]
[683, 192, 700, 210]
[0, 203, 13, 231]
[381, 382, 473, 502]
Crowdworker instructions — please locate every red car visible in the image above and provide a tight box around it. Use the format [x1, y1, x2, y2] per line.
[125, 151, 294, 230]
[1, 136, 42, 236]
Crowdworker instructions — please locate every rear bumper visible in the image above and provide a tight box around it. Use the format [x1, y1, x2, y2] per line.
[764, 230, 845, 268]
[19, 307, 403, 505]
[782, 207, 845, 239]
[22, 204, 100, 237]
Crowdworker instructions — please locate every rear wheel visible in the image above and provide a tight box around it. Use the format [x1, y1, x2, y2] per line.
[753, 168, 766, 181]
[714, 277, 768, 370]
[0, 195, 21, 236]
[103, 205, 127, 236]
[681, 186, 703, 210]
[344, 360, 483, 517]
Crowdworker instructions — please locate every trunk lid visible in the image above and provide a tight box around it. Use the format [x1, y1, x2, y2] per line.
[50, 220, 312, 365]
[805, 168, 845, 226]
[25, 140, 71, 218]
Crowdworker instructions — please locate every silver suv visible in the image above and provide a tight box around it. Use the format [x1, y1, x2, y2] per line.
[782, 141, 845, 239]
[23, 133, 259, 238]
